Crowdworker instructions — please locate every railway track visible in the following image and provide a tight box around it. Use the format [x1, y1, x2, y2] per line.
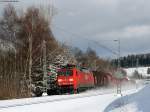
[0, 84, 139, 110]
[0, 91, 114, 110]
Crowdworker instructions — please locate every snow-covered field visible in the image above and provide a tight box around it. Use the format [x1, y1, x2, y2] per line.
[0, 85, 141, 112]
[104, 84, 150, 112]
[124, 66, 150, 77]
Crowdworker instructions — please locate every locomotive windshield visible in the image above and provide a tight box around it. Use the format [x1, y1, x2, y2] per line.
[57, 70, 73, 76]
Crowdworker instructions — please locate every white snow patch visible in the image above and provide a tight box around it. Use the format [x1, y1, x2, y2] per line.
[111, 102, 139, 112]
[104, 84, 150, 112]
[124, 67, 150, 77]
[0, 86, 140, 112]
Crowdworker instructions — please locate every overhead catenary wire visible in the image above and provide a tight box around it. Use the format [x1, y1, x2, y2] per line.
[52, 24, 118, 56]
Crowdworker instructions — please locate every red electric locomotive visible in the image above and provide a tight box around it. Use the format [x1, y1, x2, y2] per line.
[57, 65, 95, 94]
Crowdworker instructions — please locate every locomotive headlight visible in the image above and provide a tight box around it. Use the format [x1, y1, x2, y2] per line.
[58, 79, 63, 82]
[69, 78, 74, 82]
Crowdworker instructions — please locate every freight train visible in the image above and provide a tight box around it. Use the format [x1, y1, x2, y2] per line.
[33, 64, 129, 96]
[47, 64, 95, 95]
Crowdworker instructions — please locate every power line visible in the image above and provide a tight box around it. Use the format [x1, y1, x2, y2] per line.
[52, 25, 118, 56]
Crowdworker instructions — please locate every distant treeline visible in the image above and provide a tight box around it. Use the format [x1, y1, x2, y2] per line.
[112, 53, 150, 68]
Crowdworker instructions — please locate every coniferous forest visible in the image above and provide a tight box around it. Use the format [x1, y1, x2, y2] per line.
[112, 53, 150, 68]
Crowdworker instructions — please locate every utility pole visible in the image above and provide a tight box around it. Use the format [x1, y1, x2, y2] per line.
[43, 40, 47, 92]
[28, 11, 34, 96]
[118, 38, 122, 95]
[28, 33, 32, 96]
[114, 38, 122, 95]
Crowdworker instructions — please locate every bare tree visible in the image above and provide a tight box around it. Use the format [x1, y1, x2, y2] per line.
[0, 5, 59, 99]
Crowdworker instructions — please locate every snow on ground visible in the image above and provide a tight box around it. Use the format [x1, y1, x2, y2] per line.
[104, 84, 150, 112]
[0, 84, 140, 112]
[0, 93, 116, 112]
[124, 66, 150, 77]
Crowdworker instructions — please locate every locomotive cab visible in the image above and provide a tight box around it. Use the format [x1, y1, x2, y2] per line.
[57, 68, 77, 94]
[57, 69, 74, 85]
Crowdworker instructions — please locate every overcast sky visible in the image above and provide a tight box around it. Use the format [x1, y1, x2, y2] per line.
[1, 0, 150, 58]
